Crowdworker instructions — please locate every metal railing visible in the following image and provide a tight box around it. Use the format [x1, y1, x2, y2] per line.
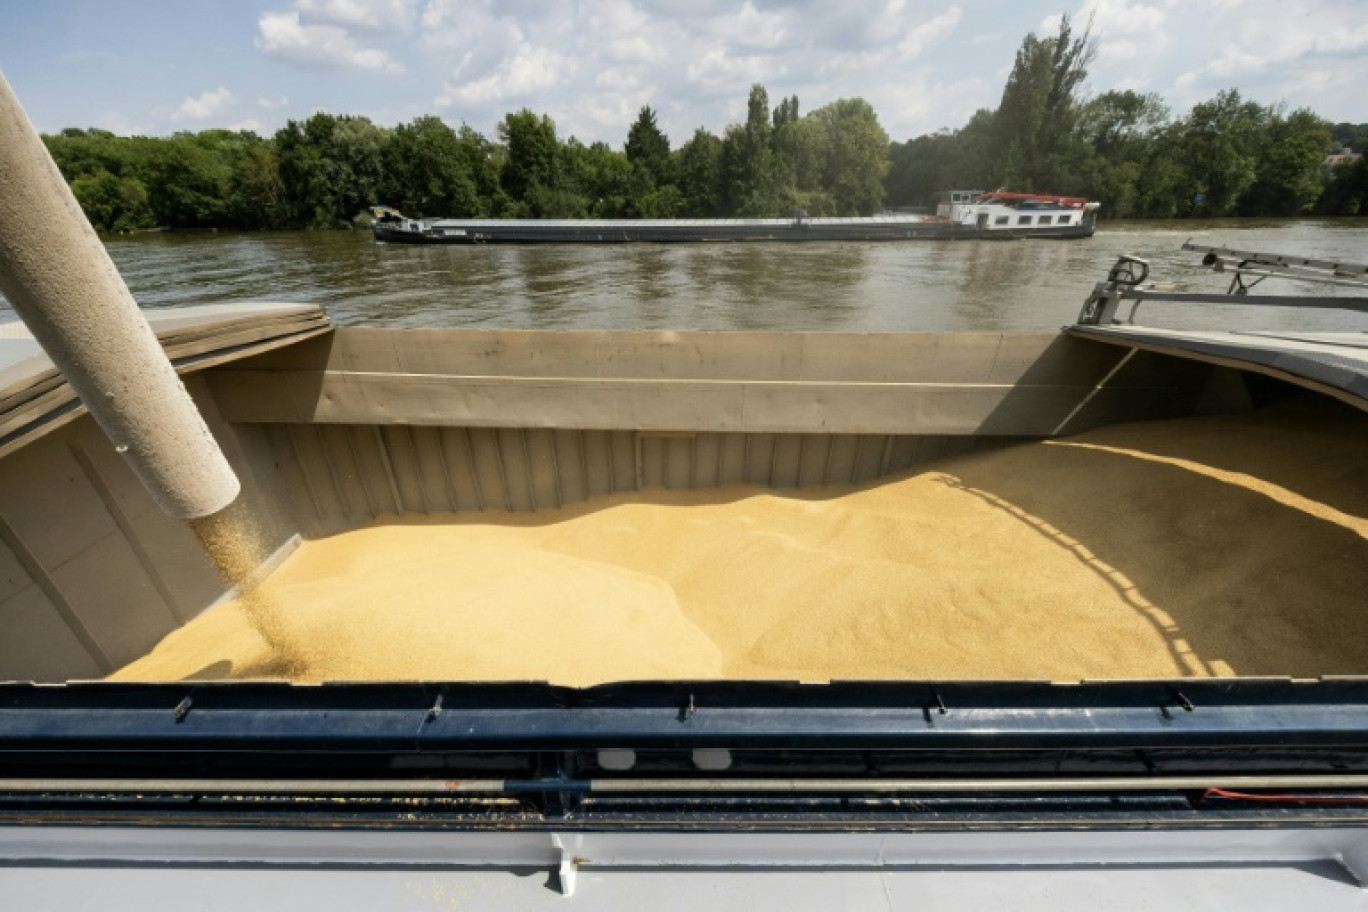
[1078, 243, 1368, 326]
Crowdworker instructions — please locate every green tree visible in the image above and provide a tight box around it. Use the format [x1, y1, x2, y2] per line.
[772, 95, 799, 130]
[453, 124, 508, 216]
[193, 129, 283, 229]
[884, 109, 996, 210]
[564, 138, 632, 216]
[777, 114, 837, 214]
[1079, 90, 1168, 158]
[1131, 122, 1195, 218]
[275, 112, 389, 227]
[235, 140, 286, 227]
[499, 109, 579, 217]
[624, 105, 671, 189]
[1077, 91, 1169, 218]
[807, 98, 889, 215]
[720, 84, 777, 215]
[1328, 123, 1368, 153]
[769, 95, 804, 210]
[136, 133, 233, 229]
[381, 116, 483, 217]
[43, 128, 133, 183]
[1174, 89, 1269, 216]
[672, 128, 724, 216]
[70, 171, 155, 232]
[1241, 107, 1330, 216]
[992, 13, 1095, 191]
[1318, 156, 1368, 215]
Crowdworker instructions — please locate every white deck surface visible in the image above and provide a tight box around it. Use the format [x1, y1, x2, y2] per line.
[4, 861, 1366, 911]
[4, 825, 1367, 910]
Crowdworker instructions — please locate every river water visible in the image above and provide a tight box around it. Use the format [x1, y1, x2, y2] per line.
[1, 220, 1365, 332]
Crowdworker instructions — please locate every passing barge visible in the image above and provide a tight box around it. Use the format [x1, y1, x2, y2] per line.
[371, 190, 1100, 244]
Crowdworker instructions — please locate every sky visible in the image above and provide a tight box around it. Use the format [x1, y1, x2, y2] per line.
[1, 0, 1364, 148]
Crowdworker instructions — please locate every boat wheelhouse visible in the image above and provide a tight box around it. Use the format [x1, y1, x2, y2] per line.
[936, 189, 1100, 234]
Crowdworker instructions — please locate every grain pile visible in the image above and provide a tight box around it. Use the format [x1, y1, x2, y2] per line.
[112, 396, 1368, 684]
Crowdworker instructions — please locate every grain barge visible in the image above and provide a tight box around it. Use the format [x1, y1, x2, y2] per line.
[3, 247, 1368, 908]
[370, 191, 1101, 244]
[6, 67, 1368, 909]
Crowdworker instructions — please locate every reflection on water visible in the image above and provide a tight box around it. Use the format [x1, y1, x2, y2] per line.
[0, 220, 1363, 332]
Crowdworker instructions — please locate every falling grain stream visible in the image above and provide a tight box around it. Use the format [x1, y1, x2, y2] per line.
[188, 502, 307, 677]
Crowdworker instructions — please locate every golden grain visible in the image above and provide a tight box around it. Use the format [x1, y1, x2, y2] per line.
[114, 399, 1368, 684]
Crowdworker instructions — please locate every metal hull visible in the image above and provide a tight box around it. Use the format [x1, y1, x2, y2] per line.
[373, 219, 1096, 244]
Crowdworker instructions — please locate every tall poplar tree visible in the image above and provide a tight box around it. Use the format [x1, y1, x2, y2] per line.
[992, 13, 1095, 192]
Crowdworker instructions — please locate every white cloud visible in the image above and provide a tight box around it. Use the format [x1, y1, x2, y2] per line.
[1163, 1, 1368, 115]
[868, 70, 995, 138]
[258, 95, 290, 110]
[706, 3, 791, 51]
[1202, 19, 1368, 78]
[818, 6, 963, 76]
[173, 87, 234, 121]
[229, 118, 267, 134]
[421, 0, 524, 51]
[294, 0, 417, 37]
[256, 9, 404, 73]
[414, 2, 983, 143]
[269, 0, 1358, 145]
[436, 44, 568, 108]
[898, 7, 963, 57]
[687, 47, 787, 95]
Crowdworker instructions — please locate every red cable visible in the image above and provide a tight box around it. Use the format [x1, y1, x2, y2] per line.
[1201, 787, 1368, 805]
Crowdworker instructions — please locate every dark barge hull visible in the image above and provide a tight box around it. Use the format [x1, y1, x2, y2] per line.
[373, 219, 1096, 244]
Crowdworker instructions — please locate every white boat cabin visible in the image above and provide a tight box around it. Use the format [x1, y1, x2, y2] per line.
[938, 190, 1100, 233]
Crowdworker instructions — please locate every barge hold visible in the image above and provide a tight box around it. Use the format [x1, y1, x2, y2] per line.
[11, 67, 1368, 909]
[4, 250, 1368, 909]
[370, 190, 1100, 244]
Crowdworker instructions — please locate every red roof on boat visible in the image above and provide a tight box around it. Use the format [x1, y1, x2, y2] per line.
[973, 191, 1090, 207]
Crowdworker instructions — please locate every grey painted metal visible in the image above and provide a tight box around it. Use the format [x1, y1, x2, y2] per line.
[1120, 290, 1368, 316]
[1069, 325, 1368, 411]
[0, 72, 238, 518]
[207, 329, 1206, 436]
[1079, 247, 1368, 326]
[0, 406, 299, 679]
[1182, 241, 1368, 282]
[0, 306, 322, 679]
[5, 773, 1368, 795]
[0, 321, 1237, 677]
[0, 303, 331, 459]
[7, 862, 1364, 912]
[2, 825, 1368, 910]
[7, 824, 1368, 871]
[374, 211, 1098, 243]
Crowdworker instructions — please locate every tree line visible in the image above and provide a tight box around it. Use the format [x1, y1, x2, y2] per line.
[42, 16, 1368, 233]
[887, 16, 1365, 219]
[44, 85, 888, 233]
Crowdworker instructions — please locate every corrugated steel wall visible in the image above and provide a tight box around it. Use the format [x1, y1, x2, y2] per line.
[261, 423, 1006, 534]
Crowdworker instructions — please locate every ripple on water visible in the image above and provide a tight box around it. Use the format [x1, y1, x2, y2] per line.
[0, 220, 1363, 332]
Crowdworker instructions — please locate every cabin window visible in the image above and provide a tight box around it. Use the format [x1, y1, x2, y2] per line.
[1017, 215, 1032, 225]
[1038, 215, 1053, 225]
[1058, 215, 1071, 224]
[994, 216, 1009, 225]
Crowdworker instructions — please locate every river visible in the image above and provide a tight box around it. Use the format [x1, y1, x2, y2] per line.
[1, 219, 1365, 332]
